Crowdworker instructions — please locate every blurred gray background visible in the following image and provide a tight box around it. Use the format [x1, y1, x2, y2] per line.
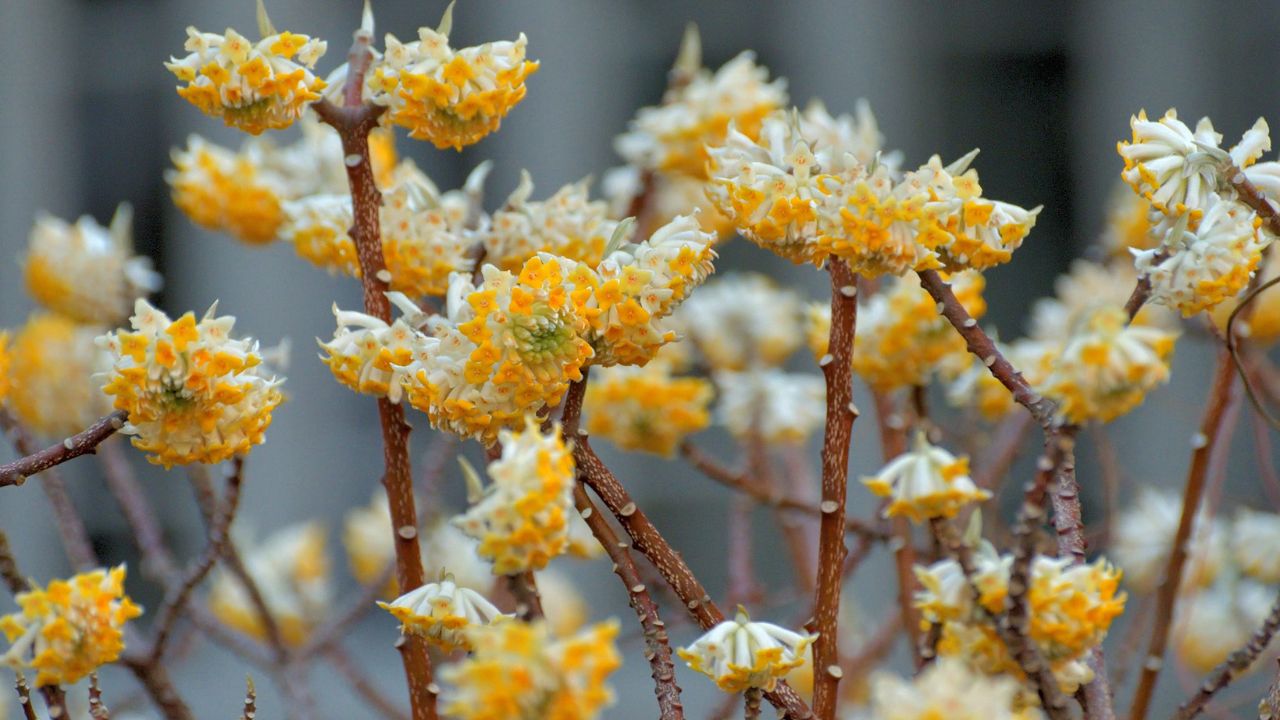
[1, 1, 1277, 718]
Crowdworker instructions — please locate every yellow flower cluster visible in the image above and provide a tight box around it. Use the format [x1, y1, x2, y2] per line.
[378, 576, 508, 651]
[7, 314, 113, 438]
[1173, 578, 1272, 674]
[616, 33, 786, 179]
[810, 271, 985, 392]
[862, 432, 990, 523]
[453, 419, 576, 574]
[99, 300, 285, 467]
[678, 608, 817, 693]
[1040, 305, 1176, 424]
[0, 566, 141, 687]
[168, 120, 397, 246]
[1213, 248, 1280, 343]
[1111, 487, 1225, 594]
[916, 549, 1126, 693]
[481, 172, 620, 271]
[583, 360, 712, 456]
[321, 292, 431, 402]
[441, 619, 621, 720]
[869, 657, 1037, 720]
[675, 273, 803, 371]
[370, 13, 538, 150]
[24, 205, 161, 325]
[166, 26, 327, 134]
[209, 522, 331, 646]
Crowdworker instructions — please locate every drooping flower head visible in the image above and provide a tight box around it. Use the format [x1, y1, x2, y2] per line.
[1134, 198, 1267, 316]
[678, 607, 817, 693]
[378, 576, 509, 651]
[481, 172, 621, 271]
[713, 369, 825, 444]
[166, 24, 327, 134]
[321, 293, 432, 402]
[616, 29, 786, 179]
[0, 566, 142, 687]
[440, 619, 621, 720]
[1040, 305, 1176, 424]
[370, 6, 538, 150]
[24, 205, 161, 325]
[7, 314, 113, 438]
[583, 360, 712, 456]
[675, 273, 803, 370]
[863, 432, 990, 523]
[208, 522, 331, 646]
[453, 418, 576, 574]
[98, 299, 285, 467]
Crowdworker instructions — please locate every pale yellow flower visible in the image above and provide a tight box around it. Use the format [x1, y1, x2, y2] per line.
[678, 607, 817, 693]
[378, 576, 508, 652]
[584, 361, 711, 456]
[7, 314, 113, 438]
[863, 432, 990, 523]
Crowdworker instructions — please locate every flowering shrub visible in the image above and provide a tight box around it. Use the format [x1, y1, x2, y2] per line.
[4, 5, 1280, 720]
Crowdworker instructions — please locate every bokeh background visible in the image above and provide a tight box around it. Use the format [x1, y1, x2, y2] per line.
[2, 1, 1278, 717]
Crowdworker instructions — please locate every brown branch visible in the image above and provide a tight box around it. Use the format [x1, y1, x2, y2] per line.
[39, 685, 67, 720]
[812, 260, 859, 720]
[870, 391, 923, 668]
[573, 484, 685, 719]
[1226, 161, 1280, 236]
[149, 458, 244, 664]
[315, 64, 433, 715]
[327, 644, 411, 720]
[562, 374, 814, 719]
[0, 410, 126, 488]
[0, 529, 26, 595]
[748, 435, 813, 596]
[679, 443, 887, 541]
[1124, 267, 1158, 321]
[15, 674, 38, 720]
[504, 572, 544, 621]
[241, 677, 256, 720]
[89, 672, 110, 719]
[303, 561, 394, 656]
[1128, 350, 1237, 720]
[1175, 586, 1280, 719]
[744, 687, 763, 720]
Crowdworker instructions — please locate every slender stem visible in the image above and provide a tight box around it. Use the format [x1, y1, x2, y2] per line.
[744, 688, 763, 720]
[870, 391, 923, 667]
[504, 572, 544, 621]
[326, 644, 410, 720]
[1129, 351, 1237, 720]
[562, 375, 814, 719]
[0, 410, 126, 487]
[149, 459, 244, 664]
[1226, 161, 1280, 236]
[812, 259, 858, 720]
[15, 674, 38, 720]
[1176, 586, 1280, 719]
[88, 672, 109, 719]
[573, 484, 684, 719]
[314, 32, 434, 718]
[39, 685, 67, 720]
[241, 678, 257, 720]
[0, 530, 26, 595]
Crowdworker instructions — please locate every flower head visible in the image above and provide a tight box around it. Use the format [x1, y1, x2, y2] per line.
[98, 299, 285, 467]
[166, 26, 327, 134]
[869, 657, 1029, 720]
[321, 292, 431, 402]
[441, 619, 621, 720]
[1118, 109, 1269, 224]
[1134, 198, 1267, 316]
[675, 273, 803, 371]
[453, 419, 576, 574]
[1029, 260, 1171, 341]
[24, 205, 161, 325]
[1173, 578, 1274, 674]
[616, 41, 786, 179]
[370, 11, 538, 150]
[1230, 508, 1280, 583]
[863, 432, 990, 523]
[482, 172, 621, 271]
[378, 576, 509, 651]
[8, 314, 113, 438]
[678, 607, 817, 693]
[1041, 305, 1176, 424]
[1111, 487, 1225, 594]
[714, 369, 825, 444]
[209, 522, 331, 646]
[1212, 247, 1280, 343]
[583, 360, 712, 456]
[0, 566, 142, 687]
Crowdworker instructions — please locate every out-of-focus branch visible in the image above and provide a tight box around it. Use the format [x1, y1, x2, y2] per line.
[0, 410, 126, 488]
[327, 644, 410, 720]
[870, 391, 922, 668]
[1175, 587, 1280, 719]
[0, 530, 26, 595]
[15, 674, 38, 720]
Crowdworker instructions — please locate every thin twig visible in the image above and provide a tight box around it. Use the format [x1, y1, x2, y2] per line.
[562, 374, 814, 719]
[89, 672, 110, 719]
[744, 687, 763, 720]
[0, 410, 127, 487]
[304, 562, 394, 656]
[504, 572, 544, 621]
[812, 259, 859, 720]
[149, 458, 245, 664]
[870, 390, 922, 668]
[326, 644, 411, 720]
[38, 685, 67, 720]
[573, 484, 685, 719]
[1128, 351, 1237, 720]
[0, 529, 26, 595]
[241, 677, 256, 720]
[15, 674, 38, 720]
[1175, 586, 1280, 719]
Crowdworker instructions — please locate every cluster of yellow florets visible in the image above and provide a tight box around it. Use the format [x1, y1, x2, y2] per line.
[440, 619, 621, 720]
[678, 607, 817, 693]
[481, 173, 621, 271]
[915, 546, 1126, 693]
[583, 359, 712, 456]
[321, 292, 432, 402]
[166, 26, 327, 134]
[378, 576, 508, 652]
[208, 522, 331, 646]
[369, 12, 538, 150]
[98, 300, 285, 467]
[809, 271, 985, 392]
[6, 313, 114, 438]
[862, 432, 990, 523]
[869, 657, 1038, 720]
[0, 566, 142, 687]
[453, 419, 577, 574]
